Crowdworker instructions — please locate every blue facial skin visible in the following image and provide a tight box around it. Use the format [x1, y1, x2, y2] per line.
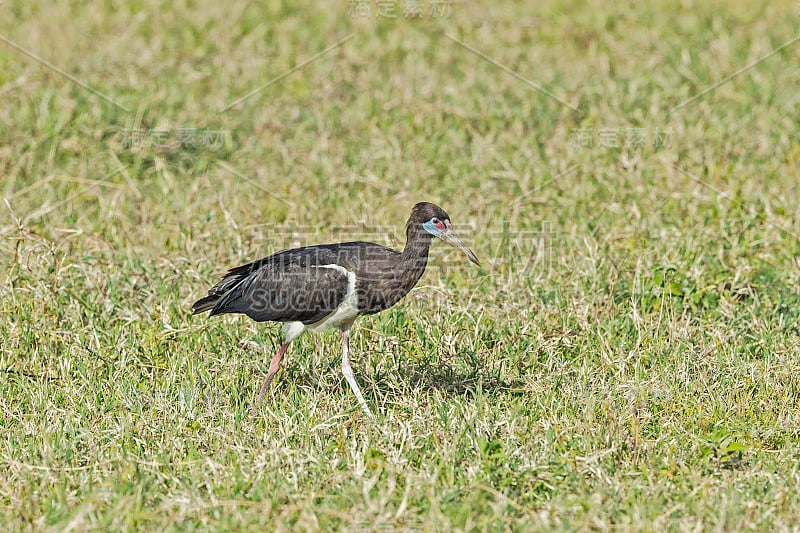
[422, 219, 443, 238]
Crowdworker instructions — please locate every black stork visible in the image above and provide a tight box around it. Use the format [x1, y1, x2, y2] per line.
[192, 202, 480, 417]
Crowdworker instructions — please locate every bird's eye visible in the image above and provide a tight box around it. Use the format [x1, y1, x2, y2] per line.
[429, 217, 446, 231]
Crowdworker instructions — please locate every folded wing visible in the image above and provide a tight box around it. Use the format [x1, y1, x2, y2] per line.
[192, 246, 351, 324]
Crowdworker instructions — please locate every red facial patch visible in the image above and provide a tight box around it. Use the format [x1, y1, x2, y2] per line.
[435, 220, 446, 231]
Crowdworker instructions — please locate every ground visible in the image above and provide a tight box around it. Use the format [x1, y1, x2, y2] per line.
[2, 0, 800, 530]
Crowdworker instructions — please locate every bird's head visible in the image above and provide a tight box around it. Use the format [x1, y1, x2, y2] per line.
[408, 202, 481, 266]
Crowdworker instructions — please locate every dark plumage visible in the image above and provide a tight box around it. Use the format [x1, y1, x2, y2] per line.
[193, 202, 480, 417]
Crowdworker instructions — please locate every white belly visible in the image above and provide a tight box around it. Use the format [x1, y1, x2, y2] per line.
[282, 264, 358, 342]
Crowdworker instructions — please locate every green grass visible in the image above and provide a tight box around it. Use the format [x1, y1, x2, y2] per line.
[2, 0, 800, 530]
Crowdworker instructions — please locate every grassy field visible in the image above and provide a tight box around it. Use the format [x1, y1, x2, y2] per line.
[2, 0, 800, 530]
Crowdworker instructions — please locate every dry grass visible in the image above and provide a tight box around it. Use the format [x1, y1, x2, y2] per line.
[2, 0, 800, 530]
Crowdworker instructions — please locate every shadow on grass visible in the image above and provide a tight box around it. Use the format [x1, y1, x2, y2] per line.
[382, 361, 524, 398]
[273, 355, 526, 401]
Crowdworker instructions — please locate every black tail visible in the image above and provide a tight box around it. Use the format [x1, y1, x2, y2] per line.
[192, 295, 220, 315]
[192, 269, 251, 316]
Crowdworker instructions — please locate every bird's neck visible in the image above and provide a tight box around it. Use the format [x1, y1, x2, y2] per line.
[399, 226, 434, 277]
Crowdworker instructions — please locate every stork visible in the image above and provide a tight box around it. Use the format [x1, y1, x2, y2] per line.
[192, 202, 480, 417]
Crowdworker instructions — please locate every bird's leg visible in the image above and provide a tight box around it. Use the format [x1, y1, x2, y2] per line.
[251, 340, 290, 415]
[341, 329, 373, 418]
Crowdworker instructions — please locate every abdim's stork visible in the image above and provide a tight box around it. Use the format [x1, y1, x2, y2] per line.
[192, 202, 480, 417]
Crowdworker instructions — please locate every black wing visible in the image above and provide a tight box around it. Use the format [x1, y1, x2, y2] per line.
[192, 244, 358, 324]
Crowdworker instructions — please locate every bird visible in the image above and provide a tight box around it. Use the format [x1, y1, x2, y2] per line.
[192, 202, 480, 418]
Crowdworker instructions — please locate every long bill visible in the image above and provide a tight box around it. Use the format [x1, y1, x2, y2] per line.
[440, 225, 481, 266]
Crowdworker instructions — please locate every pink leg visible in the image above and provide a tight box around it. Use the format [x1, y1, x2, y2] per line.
[251, 341, 290, 414]
[341, 330, 373, 418]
